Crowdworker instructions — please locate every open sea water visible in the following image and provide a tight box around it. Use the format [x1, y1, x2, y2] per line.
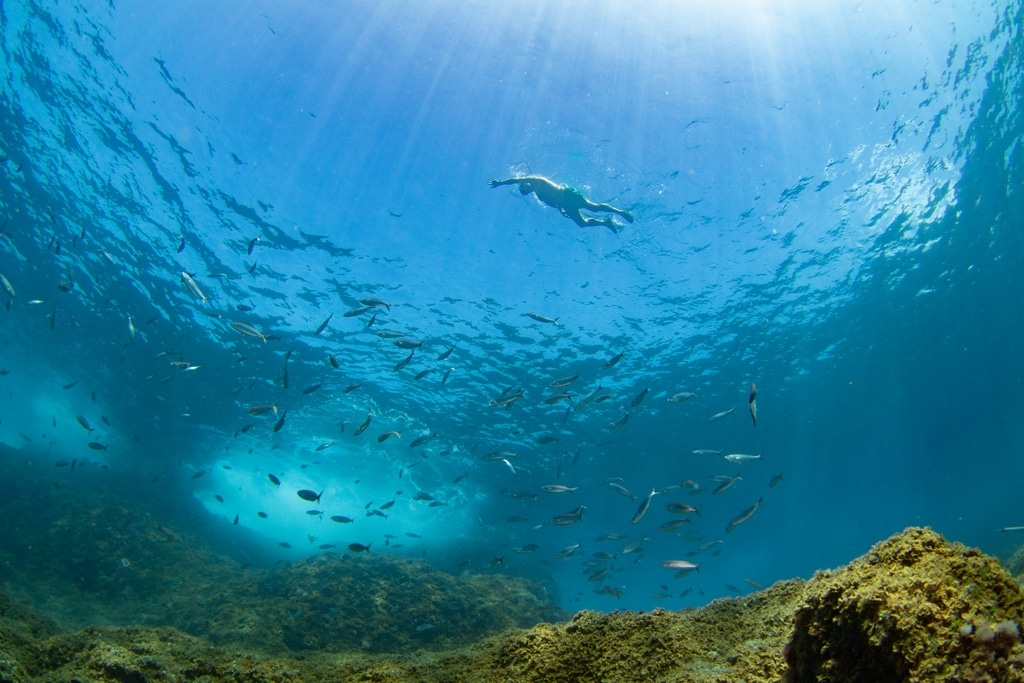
[0, 0, 1021, 615]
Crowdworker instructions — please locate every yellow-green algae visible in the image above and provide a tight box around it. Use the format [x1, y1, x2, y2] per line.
[0, 527, 1022, 682]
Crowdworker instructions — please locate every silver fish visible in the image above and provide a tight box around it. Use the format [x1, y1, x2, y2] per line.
[575, 384, 603, 412]
[343, 305, 373, 317]
[359, 297, 392, 309]
[353, 412, 372, 436]
[394, 351, 414, 371]
[667, 391, 698, 403]
[525, 312, 558, 325]
[602, 351, 624, 369]
[631, 487, 657, 525]
[724, 453, 761, 463]
[629, 387, 648, 407]
[180, 272, 207, 303]
[314, 314, 333, 336]
[549, 373, 579, 389]
[609, 410, 630, 429]
[707, 407, 735, 423]
[541, 484, 577, 494]
[660, 559, 700, 573]
[726, 497, 764, 533]
[230, 321, 268, 343]
[712, 474, 742, 495]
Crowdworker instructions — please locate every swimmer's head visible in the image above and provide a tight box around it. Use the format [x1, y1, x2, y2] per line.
[519, 181, 533, 194]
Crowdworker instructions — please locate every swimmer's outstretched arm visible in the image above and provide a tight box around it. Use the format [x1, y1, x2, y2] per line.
[488, 177, 520, 188]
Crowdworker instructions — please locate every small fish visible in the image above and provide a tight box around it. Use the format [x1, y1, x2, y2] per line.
[525, 312, 558, 325]
[353, 412, 372, 436]
[180, 272, 207, 303]
[726, 497, 764, 533]
[602, 351, 625, 369]
[379, 499, 396, 510]
[749, 383, 757, 426]
[246, 235, 261, 255]
[297, 489, 323, 503]
[177, 233, 185, 253]
[272, 410, 287, 433]
[0, 272, 15, 297]
[413, 368, 435, 381]
[437, 346, 454, 361]
[230, 321, 268, 343]
[555, 543, 581, 560]
[214, 494, 224, 503]
[318, 543, 336, 550]
[608, 482, 635, 501]
[348, 542, 372, 553]
[629, 387, 649, 407]
[769, 473, 784, 488]
[452, 472, 469, 484]
[999, 526, 1024, 532]
[76, 415, 94, 432]
[127, 315, 137, 341]
[394, 351, 414, 372]
[359, 297, 392, 310]
[632, 487, 657, 525]
[377, 430, 401, 443]
[247, 404, 278, 416]
[394, 337, 422, 349]
[258, 511, 268, 518]
[442, 367, 453, 384]
[330, 515, 354, 523]
[707, 408, 735, 423]
[660, 559, 700, 573]
[405, 532, 421, 538]
[536, 435, 559, 445]
[313, 314, 333, 336]
[412, 491, 435, 501]
[191, 470, 208, 480]
[88, 441, 108, 451]
[279, 542, 292, 549]
[232, 514, 239, 526]
[713, 474, 742, 495]
[514, 544, 539, 554]
[595, 533, 628, 542]
[658, 519, 689, 532]
[344, 305, 373, 317]
[692, 449, 722, 456]
[622, 537, 647, 554]
[366, 509, 388, 518]
[541, 485, 578, 495]
[414, 623, 435, 633]
[328, 354, 340, 368]
[410, 433, 437, 448]
[343, 383, 362, 393]
[724, 453, 761, 464]
[549, 373, 579, 389]
[609, 410, 630, 429]
[428, 500, 447, 508]
[315, 441, 334, 452]
[665, 502, 700, 515]
[551, 505, 586, 526]
[301, 383, 322, 395]
[668, 391, 698, 403]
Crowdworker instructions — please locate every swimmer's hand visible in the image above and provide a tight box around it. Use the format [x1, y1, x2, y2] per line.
[488, 178, 502, 187]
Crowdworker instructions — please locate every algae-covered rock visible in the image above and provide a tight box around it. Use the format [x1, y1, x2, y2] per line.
[2, 525, 1024, 682]
[785, 526, 1024, 683]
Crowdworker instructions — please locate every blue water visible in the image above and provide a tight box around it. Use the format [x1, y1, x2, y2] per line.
[0, 0, 1021, 616]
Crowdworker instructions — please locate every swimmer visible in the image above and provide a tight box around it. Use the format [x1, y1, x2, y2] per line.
[489, 175, 634, 233]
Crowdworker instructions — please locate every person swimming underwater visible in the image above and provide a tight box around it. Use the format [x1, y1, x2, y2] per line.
[489, 175, 634, 233]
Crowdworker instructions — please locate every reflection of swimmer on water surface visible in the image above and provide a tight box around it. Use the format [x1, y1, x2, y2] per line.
[488, 175, 634, 233]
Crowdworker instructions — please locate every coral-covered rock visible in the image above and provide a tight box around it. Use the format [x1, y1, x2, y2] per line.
[785, 527, 1024, 683]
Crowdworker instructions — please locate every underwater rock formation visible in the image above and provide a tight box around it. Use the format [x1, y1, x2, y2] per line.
[0, 527, 1022, 681]
[785, 527, 1024, 683]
